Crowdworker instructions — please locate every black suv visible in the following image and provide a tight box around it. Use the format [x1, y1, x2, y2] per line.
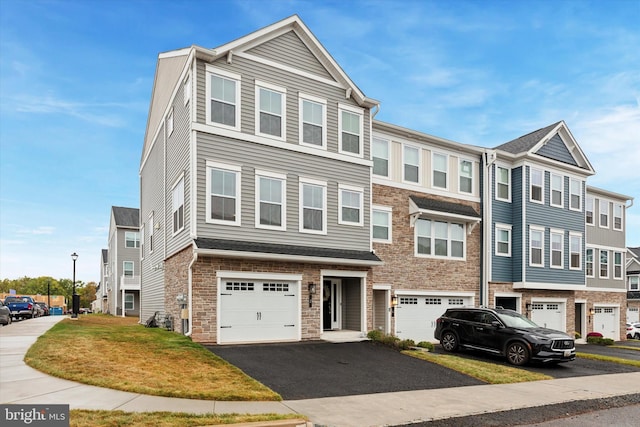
[434, 307, 575, 365]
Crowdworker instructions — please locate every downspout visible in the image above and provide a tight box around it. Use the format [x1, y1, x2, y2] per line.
[482, 150, 497, 307]
[185, 249, 197, 337]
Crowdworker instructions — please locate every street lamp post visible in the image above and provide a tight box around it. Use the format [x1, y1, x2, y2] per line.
[71, 252, 79, 318]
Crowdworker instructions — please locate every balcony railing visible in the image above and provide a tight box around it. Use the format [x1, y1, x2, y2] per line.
[120, 275, 140, 290]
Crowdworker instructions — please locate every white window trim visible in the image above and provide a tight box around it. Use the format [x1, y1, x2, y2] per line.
[167, 107, 174, 136]
[629, 275, 639, 291]
[123, 261, 134, 277]
[415, 218, 467, 261]
[255, 170, 287, 231]
[569, 178, 582, 212]
[458, 158, 474, 195]
[550, 229, 564, 269]
[569, 232, 582, 271]
[372, 137, 390, 178]
[125, 231, 140, 248]
[372, 205, 392, 244]
[495, 223, 512, 257]
[171, 174, 185, 236]
[585, 247, 595, 278]
[205, 160, 242, 227]
[529, 167, 544, 204]
[255, 80, 287, 142]
[550, 173, 564, 208]
[299, 177, 327, 235]
[338, 184, 364, 226]
[205, 65, 241, 132]
[599, 199, 609, 229]
[124, 293, 135, 310]
[585, 196, 594, 226]
[432, 152, 449, 191]
[495, 165, 511, 203]
[529, 225, 545, 267]
[140, 224, 145, 260]
[402, 144, 421, 185]
[613, 251, 623, 280]
[599, 249, 609, 279]
[613, 203, 623, 231]
[338, 103, 364, 158]
[298, 93, 327, 150]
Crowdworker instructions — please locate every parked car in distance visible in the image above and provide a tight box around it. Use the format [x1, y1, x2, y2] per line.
[434, 307, 575, 366]
[0, 300, 12, 326]
[4, 296, 38, 320]
[626, 323, 640, 340]
[36, 302, 50, 316]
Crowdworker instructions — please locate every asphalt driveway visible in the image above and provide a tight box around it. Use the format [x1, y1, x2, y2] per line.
[207, 341, 483, 400]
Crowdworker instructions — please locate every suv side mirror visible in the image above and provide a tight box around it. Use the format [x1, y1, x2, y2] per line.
[491, 321, 502, 328]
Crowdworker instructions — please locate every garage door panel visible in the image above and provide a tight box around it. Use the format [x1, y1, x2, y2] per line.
[219, 280, 299, 343]
[531, 303, 565, 331]
[396, 296, 469, 342]
[594, 307, 618, 340]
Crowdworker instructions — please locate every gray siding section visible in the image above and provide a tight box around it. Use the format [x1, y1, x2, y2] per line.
[140, 124, 167, 321]
[525, 167, 585, 285]
[587, 197, 626, 248]
[247, 30, 334, 80]
[195, 55, 371, 159]
[196, 132, 371, 251]
[535, 134, 578, 166]
[165, 79, 192, 257]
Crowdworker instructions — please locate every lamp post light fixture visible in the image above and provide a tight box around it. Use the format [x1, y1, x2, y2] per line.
[71, 252, 79, 319]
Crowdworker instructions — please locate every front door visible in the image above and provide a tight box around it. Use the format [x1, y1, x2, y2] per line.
[323, 279, 341, 330]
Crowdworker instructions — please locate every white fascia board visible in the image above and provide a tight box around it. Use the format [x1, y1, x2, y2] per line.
[195, 248, 383, 267]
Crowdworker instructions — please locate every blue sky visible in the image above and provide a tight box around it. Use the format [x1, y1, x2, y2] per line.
[1, 0, 638, 284]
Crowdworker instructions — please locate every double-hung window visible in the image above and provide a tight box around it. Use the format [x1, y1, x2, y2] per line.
[599, 250, 609, 278]
[149, 212, 154, 253]
[529, 226, 544, 267]
[256, 171, 286, 230]
[372, 205, 392, 243]
[530, 168, 543, 203]
[339, 104, 363, 156]
[403, 145, 420, 183]
[338, 184, 363, 226]
[569, 233, 582, 270]
[550, 230, 563, 268]
[433, 153, 448, 189]
[495, 224, 512, 257]
[585, 248, 594, 277]
[372, 137, 389, 177]
[299, 178, 326, 234]
[570, 178, 581, 211]
[172, 176, 185, 234]
[299, 94, 326, 148]
[459, 159, 473, 194]
[206, 161, 241, 226]
[206, 66, 241, 130]
[256, 81, 286, 140]
[613, 204, 623, 231]
[586, 196, 594, 225]
[630, 276, 639, 291]
[496, 165, 511, 202]
[125, 231, 140, 248]
[599, 200, 609, 228]
[551, 174, 563, 208]
[415, 219, 465, 259]
[614, 252, 623, 279]
[124, 293, 134, 310]
[123, 261, 134, 278]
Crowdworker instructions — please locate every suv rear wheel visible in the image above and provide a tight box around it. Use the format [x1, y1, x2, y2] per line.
[441, 331, 459, 352]
[506, 341, 530, 366]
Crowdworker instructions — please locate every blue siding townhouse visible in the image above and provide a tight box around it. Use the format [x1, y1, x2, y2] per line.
[484, 121, 632, 340]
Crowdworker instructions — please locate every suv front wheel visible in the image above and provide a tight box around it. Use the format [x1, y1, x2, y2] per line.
[506, 341, 530, 366]
[441, 331, 459, 352]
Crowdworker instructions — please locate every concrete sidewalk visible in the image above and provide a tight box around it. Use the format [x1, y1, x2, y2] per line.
[2, 315, 639, 427]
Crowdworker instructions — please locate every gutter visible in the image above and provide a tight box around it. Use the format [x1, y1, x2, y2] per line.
[185, 248, 198, 337]
[482, 149, 497, 306]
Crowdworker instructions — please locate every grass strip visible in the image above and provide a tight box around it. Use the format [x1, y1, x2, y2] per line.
[70, 410, 305, 427]
[610, 345, 640, 351]
[576, 352, 640, 367]
[25, 315, 281, 401]
[403, 350, 553, 384]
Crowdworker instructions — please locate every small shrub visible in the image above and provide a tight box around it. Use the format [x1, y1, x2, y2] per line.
[397, 339, 415, 350]
[587, 336, 614, 346]
[367, 330, 383, 341]
[574, 332, 581, 339]
[417, 341, 434, 351]
[381, 334, 400, 347]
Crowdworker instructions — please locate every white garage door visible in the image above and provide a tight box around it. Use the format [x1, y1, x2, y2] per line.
[627, 307, 639, 323]
[531, 302, 565, 331]
[219, 280, 299, 344]
[594, 307, 618, 340]
[395, 296, 470, 342]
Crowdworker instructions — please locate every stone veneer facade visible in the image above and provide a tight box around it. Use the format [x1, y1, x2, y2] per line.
[164, 245, 372, 344]
[371, 184, 482, 310]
